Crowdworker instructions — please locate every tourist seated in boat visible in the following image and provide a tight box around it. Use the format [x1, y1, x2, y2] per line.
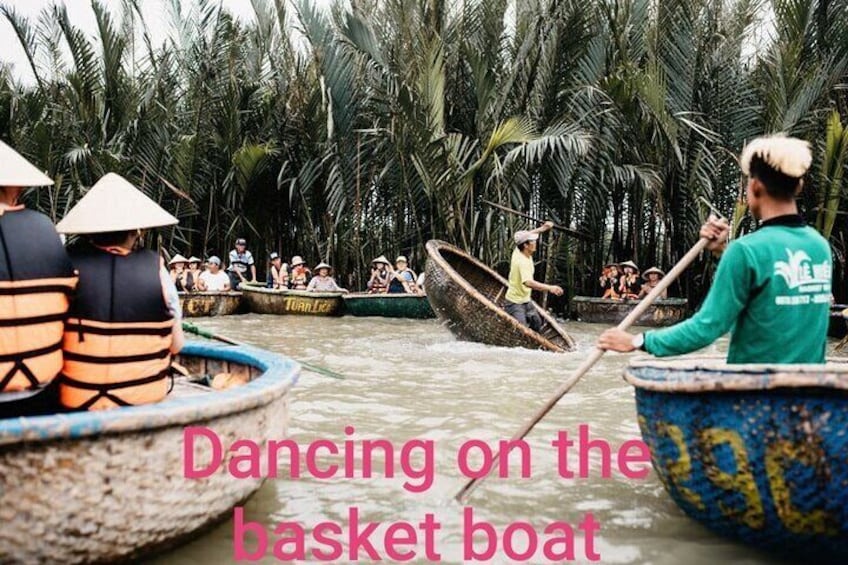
[599, 135, 830, 364]
[505, 222, 563, 331]
[183, 256, 202, 292]
[366, 255, 392, 293]
[226, 237, 256, 289]
[599, 262, 620, 299]
[306, 262, 347, 293]
[197, 256, 232, 291]
[169, 254, 189, 291]
[55, 173, 185, 410]
[290, 256, 311, 290]
[617, 261, 641, 299]
[267, 252, 289, 289]
[638, 267, 667, 299]
[0, 142, 78, 416]
[387, 255, 419, 294]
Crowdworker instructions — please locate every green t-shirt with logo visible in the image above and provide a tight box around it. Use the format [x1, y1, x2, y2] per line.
[506, 248, 535, 304]
[645, 221, 831, 364]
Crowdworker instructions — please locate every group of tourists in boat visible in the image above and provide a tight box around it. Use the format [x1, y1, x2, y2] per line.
[0, 141, 184, 417]
[168, 245, 427, 297]
[366, 255, 425, 294]
[599, 261, 667, 300]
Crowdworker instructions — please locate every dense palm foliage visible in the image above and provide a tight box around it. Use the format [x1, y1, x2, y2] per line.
[2, 0, 847, 303]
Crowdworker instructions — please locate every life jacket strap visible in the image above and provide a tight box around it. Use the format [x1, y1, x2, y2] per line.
[0, 341, 63, 391]
[64, 322, 173, 337]
[0, 312, 67, 327]
[0, 284, 75, 296]
[63, 347, 171, 365]
[59, 369, 169, 409]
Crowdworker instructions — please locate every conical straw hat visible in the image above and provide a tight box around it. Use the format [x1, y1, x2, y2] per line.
[314, 262, 332, 271]
[56, 173, 178, 234]
[169, 254, 188, 265]
[372, 255, 390, 266]
[0, 141, 53, 186]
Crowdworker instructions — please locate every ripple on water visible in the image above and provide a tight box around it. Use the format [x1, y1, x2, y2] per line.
[157, 315, 779, 565]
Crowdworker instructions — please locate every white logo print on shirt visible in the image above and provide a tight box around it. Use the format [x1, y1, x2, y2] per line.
[773, 249, 831, 289]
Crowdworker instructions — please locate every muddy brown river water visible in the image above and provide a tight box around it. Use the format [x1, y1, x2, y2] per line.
[151, 314, 802, 564]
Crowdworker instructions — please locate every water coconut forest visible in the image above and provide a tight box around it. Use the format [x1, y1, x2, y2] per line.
[1, 0, 847, 307]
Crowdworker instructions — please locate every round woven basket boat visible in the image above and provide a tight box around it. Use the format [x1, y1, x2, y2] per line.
[625, 356, 848, 558]
[571, 296, 688, 326]
[424, 240, 575, 352]
[241, 285, 344, 316]
[179, 291, 244, 317]
[0, 342, 299, 564]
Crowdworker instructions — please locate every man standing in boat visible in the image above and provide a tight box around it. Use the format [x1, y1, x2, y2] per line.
[505, 222, 563, 331]
[598, 135, 831, 364]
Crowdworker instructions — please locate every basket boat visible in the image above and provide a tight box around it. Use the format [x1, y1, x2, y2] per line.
[571, 296, 688, 327]
[423, 240, 576, 352]
[828, 303, 847, 339]
[0, 341, 299, 564]
[343, 293, 435, 319]
[241, 285, 344, 316]
[624, 356, 848, 558]
[179, 291, 244, 317]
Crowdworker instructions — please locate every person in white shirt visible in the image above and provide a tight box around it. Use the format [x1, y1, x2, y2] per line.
[197, 256, 232, 291]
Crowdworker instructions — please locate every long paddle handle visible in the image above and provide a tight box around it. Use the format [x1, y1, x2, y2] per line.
[181, 322, 346, 380]
[481, 200, 592, 241]
[454, 236, 712, 503]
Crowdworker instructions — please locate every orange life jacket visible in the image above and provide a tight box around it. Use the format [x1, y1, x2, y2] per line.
[60, 244, 173, 410]
[0, 207, 77, 393]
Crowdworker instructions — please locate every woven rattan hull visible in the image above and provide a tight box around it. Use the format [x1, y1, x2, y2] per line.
[343, 293, 435, 319]
[571, 296, 688, 327]
[179, 291, 244, 317]
[828, 304, 847, 338]
[625, 357, 848, 559]
[242, 285, 344, 316]
[0, 342, 298, 564]
[424, 240, 575, 352]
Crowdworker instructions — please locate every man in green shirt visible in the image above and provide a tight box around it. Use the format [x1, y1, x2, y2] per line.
[598, 135, 830, 364]
[504, 221, 564, 331]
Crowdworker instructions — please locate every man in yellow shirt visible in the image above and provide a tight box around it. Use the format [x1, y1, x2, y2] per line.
[504, 221, 564, 330]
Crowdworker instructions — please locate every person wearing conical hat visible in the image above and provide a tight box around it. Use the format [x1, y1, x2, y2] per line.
[168, 253, 189, 291]
[617, 260, 641, 299]
[306, 262, 347, 293]
[184, 256, 202, 292]
[388, 255, 419, 294]
[289, 255, 311, 290]
[638, 267, 667, 299]
[366, 255, 392, 294]
[600, 135, 831, 364]
[0, 141, 78, 415]
[56, 173, 184, 410]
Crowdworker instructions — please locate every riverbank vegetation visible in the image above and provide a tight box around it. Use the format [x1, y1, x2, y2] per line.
[1, 0, 847, 303]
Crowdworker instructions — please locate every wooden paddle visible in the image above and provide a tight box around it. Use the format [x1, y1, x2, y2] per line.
[454, 233, 716, 503]
[181, 322, 346, 380]
[482, 200, 592, 241]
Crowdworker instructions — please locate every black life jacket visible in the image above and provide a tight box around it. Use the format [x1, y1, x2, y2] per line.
[388, 268, 416, 294]
[0, 207, 77, 392]
[60, 243, 173, 410]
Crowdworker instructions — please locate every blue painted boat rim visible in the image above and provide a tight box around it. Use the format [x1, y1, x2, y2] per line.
[0, 341, 299, 446]
[624, 355, 848, 392]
